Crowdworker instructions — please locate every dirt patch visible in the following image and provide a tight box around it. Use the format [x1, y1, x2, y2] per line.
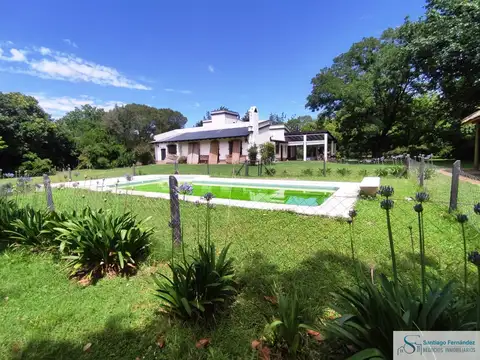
[438, 169, 480, 185]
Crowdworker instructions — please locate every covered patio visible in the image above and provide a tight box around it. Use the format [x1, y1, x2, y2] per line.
[284, 131, 337, 161]
[462, 110, 480, 170]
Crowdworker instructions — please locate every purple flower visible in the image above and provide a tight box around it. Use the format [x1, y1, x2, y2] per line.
[414, 203, 423, 213]
[178, 182, 193, 196]
[348, 209, 357, 218]
[456, 214, 468, 224]
[415, 192, 429, 203]
[380, 199, 394, 210]
[4, 173, 14, 178]
[125, 174, 133, 182]
[378, 185, 394, 198]
[203, 192, 214, 202]
[474, 203, 480, 215]
[468, 251, 480, 267]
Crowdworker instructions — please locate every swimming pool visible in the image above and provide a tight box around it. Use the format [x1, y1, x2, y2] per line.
[125, 181, 334, 207]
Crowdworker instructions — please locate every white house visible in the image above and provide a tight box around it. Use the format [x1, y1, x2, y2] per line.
[152, 106, 336, 164]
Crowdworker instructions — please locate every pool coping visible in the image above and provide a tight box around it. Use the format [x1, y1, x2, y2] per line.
[54, 174, 361, 218]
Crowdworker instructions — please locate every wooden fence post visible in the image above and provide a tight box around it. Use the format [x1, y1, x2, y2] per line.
[132, 163, 136, 176]
[404, 155, 410, 176]
[449, 160, 461, 212]
[43, 174, 55, 212]
[207, 161, 210, 175]
[168, 175, 182, 246]
[245, 160, 249, 176]
[419, 157, 425, 187]
[68, 166, 72, 181]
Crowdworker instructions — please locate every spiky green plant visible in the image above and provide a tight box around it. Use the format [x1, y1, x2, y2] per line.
[153, 243, 236, 319]
[325, 271, 473, 359]
[50, 207, 152, 278]
[263, 292, 312, 356]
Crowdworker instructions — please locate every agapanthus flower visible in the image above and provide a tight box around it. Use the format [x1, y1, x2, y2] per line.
[415, 192, 430, 203]
[474, 203, 480, 215]
[125, 174, 133, 181]
[378, 185, 394, 198]
[456, 214, 468, 224]
[380, 199, 394, 210]
[348, 209, 357, 218]
[178, 183, 193, 195]
[414, 203, 423, 213]
[203, 192, 214, 202]
[468, 251, 480, 267]
[4, 173, 14, 178]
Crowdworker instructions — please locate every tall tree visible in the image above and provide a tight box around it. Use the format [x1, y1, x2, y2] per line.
[285, 115, 314, 132]
[306, 33, 419, 156]
[268, 112, 287, 125]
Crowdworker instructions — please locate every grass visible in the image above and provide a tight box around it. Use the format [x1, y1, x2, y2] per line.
[1, 165, 480, 359]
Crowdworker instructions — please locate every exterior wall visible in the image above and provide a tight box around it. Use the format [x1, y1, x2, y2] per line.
[256, 126, 272, 145]
[270, 127, 285, 141]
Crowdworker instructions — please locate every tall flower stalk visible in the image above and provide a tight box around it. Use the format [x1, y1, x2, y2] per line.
[378, 186, 397, 285]
[414, 191, 429, 302]
[467, 251, 480, 330]
[348, 209, 357, 262]
[203, 192, 214, 247]
[457, 214, 469, 301]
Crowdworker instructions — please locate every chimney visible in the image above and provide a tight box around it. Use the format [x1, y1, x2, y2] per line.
[248, 106, 259, 145]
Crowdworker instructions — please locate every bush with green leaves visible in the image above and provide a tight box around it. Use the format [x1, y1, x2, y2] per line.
[153, 195, 237, 320]
[263, 291, 313, 357]
[265, 166, 276, 176]
[387, 166, 404, 177]
[358, 169, 368, 177]
[177, 156, 187, 164]
[324, 272, 474, 358]
[49, 208, 153, 278]
[5, 207, 56, 250]
[248, 145, 258, 164]
[301, 168, 313, 176]
[260, 142, 275, 164]
[374, 167, 389, 177]
[0, 198, 21, 241]
[318, 167, 332, 177]
[336, 168, 351, 176]
[18, 152, 54, 176]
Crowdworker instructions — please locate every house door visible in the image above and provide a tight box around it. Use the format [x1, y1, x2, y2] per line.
[161, 148, 166, 161]
[209, 141, 219, 164]
[231, 140, 241, 164]
[187, 142, 200, 164]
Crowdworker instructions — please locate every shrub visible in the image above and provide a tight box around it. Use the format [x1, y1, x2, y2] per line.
[18, 153, 54, 176]
[248, 145, 258, 164]
[50, 208, 153, 279]
[95, 157, 111, 169]
[177, 156, 187, 164]
[324, 272, 472, 358]
[318, 168, 332, 176]
[374, 168, 389, 177]
[134, 143, 154, 165]
[387, 166, 404, 177]
[153, 242, 236, 320]
[358, 169, 368, 177]
[301, 168, 314, 176]
[336, 168, 351, 176]
[263, 291, 312, 356]
[5, 207, 56, 250]
[0, 182, 13, 196]
[0, 198, 21, 240]
[265, 167, 276, 176]
[260, 142, 275, 164]
[113, 150, 135, 168]
[424, 168, 435, 180]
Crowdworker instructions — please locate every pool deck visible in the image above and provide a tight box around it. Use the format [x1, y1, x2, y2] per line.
[53, 175, 363, 218]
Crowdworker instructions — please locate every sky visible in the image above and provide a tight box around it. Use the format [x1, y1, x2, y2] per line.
[0, 0, 425, 127]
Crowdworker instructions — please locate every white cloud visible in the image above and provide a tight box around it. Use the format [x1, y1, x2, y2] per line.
[164, 88, 191, 94]
[208, 65, 215, 73]
[63, 38, 78, 48]
[39, 47, 51, 55]
[0, 48, 27, 62]
[32, 93, 125, 118]
[0, 44, 151, 90]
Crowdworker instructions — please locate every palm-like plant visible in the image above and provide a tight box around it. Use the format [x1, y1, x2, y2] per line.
[50, 208, 153, 278]
[5, 207, 55, 249]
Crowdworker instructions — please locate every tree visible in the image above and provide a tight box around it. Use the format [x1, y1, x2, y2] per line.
[203, 111, 212, 120]
[268, 112, 287, 125]
[285, 115, 315, 132]
[241, 111, 249, 122]
[195, 120, 203, 127]
[0, 136, 7, 151]
[306, 33, 419, 157]
[405, 0, 480, 118]
[0, 92, 75, 172]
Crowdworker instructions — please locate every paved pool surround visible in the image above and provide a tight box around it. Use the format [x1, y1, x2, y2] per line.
[54, 175, 366, 218]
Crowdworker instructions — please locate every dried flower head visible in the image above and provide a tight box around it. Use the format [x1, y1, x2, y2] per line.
[415, 192, 429, 203]
[348, 209, 357, 218]
[468, 251, 480, 267]
[380, 199, 394, 210]
[456, 214, 468, 224]
[378, 185, 394, 198]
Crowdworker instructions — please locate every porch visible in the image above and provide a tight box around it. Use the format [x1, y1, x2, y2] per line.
[284, 131, 337, 161]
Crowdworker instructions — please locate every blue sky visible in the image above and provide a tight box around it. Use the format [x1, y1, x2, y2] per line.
[0, 0, 424, 126]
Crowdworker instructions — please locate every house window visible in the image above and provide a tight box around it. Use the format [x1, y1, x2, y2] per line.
[167, 144, 177, 154]
[228, 141, 233, 155]
[275, 143, 280, 154]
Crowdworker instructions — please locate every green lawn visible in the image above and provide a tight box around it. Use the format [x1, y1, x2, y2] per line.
[1, 167, 480, 359]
